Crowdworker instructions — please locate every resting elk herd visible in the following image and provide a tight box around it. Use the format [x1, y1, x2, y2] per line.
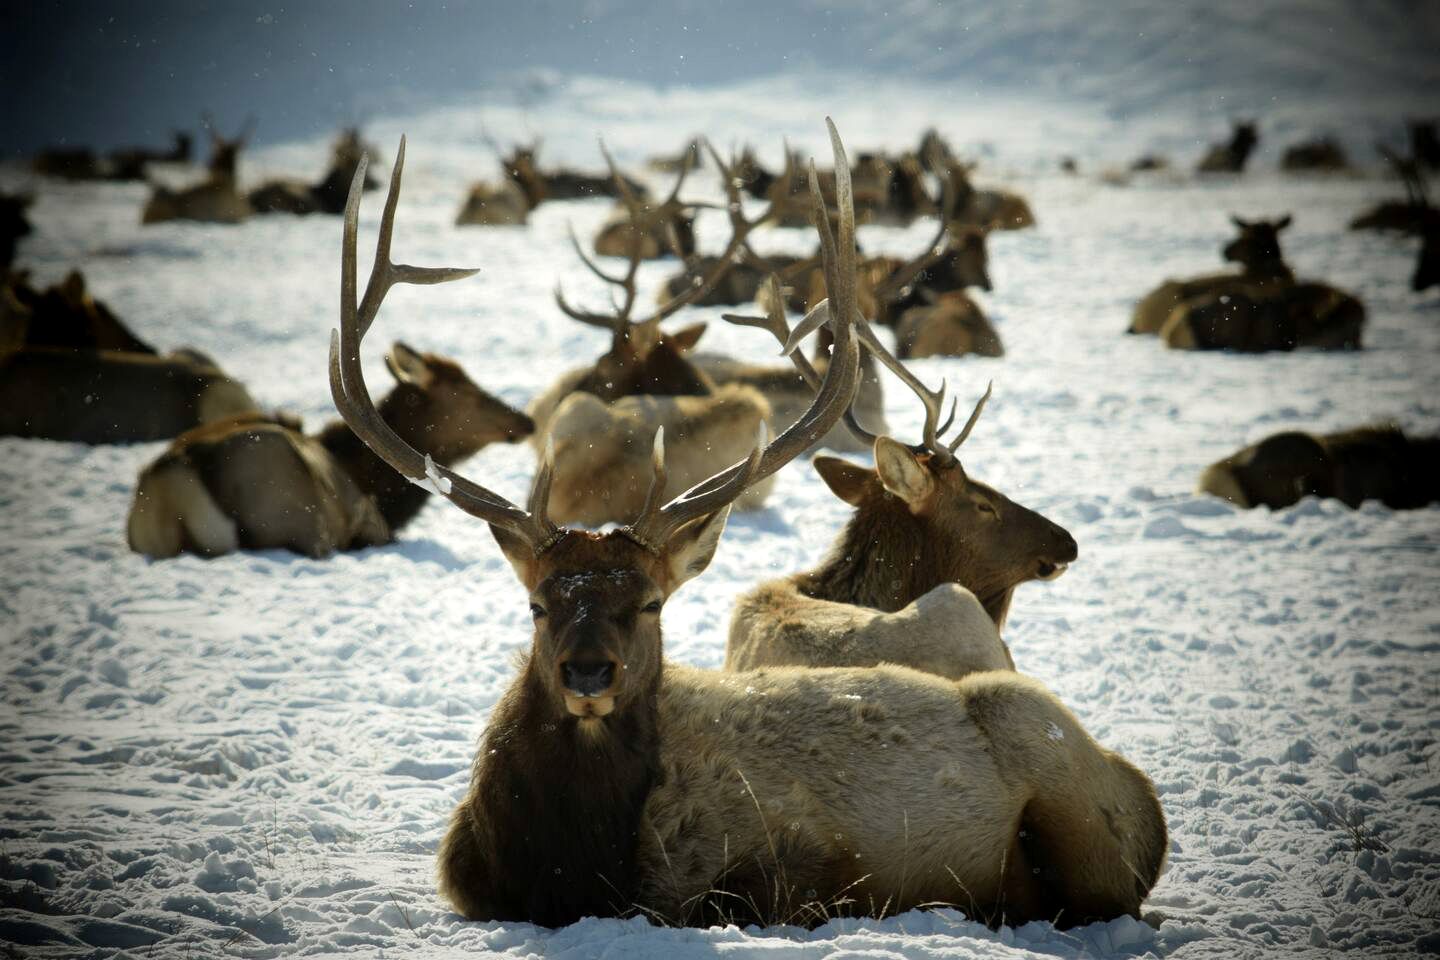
[2, 106, 1436, 933]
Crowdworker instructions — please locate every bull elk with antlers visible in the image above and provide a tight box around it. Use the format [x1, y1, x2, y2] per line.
[591, 145, 702, 259]
[141, 118, 253, 225]
[325, 127, 1164, 930]
[502, 141, 646, 207]
[722, 292, 1075, 679]
[127, 344, 532, 559]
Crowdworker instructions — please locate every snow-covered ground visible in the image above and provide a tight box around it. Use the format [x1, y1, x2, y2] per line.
[3, 62, 1439, 960]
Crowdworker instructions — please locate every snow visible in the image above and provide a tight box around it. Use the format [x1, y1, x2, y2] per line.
[3, 5, 1439, 955]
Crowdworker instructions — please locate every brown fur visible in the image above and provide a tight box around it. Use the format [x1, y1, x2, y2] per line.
[455, 181, 529, 226]
[1199, 425, 1440, 510]
[2, 271, 154, 354]
[1, 192, 33, 271]
[546, 384, 774, 527]
[1160, 280, 1365, 352]
[143, 123, 253, 224]
[726, 441, 1077, 677]
[895, 290, 1003, 359]
[1281, 138, 1350, 172]
[127, 344, 534, 558]
[1197, 121, 1259, 173]
[1131, 215, 1297, 334]
[438, 524, 1165, 930]
[250, 128, 378, 216]
[593, 204, 697, 260]
[502, 143, 647, 207]
[0, 347, 257, 443]
[659, 256, 805, 308]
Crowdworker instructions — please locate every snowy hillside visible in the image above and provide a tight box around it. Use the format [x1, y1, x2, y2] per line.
[3, 15, 1439, 958]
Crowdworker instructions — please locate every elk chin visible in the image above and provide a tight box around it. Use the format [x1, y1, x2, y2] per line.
[563, 693, 616, 720]
[1035, 561, 1069, 581]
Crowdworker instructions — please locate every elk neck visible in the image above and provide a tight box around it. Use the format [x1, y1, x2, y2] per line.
[316, 383, 481, 531]
[468, 651, 664, 925]
[795, 482, 1016, 625]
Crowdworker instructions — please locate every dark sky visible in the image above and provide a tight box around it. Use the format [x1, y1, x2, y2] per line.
[2, 0, 871, 155]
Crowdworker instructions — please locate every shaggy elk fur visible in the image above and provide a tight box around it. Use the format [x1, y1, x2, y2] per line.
[455, 179, 530, 226]
[328, 129, 1164, 930]
[142, 119, 253, 225]
[0, 347, 258, 443]
[127, 343, 533, 558]
[1130, 215, 1296, 335]
[1199, 425, 1440, 511]
[722, 299, 1075, 677]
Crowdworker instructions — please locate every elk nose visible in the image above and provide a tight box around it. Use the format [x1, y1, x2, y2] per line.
[507, 412, 536, 442]
[561, 659, 616, 697]
[1052, 525, 1079, 564]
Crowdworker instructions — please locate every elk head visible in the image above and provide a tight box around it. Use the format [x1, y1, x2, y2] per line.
[202, 114, 254, 181]
[1230, 120, 1259, 158]
[1224, 214, 1291, 272]
[382, 342, 535, 454]
[330, 125, 864, 724]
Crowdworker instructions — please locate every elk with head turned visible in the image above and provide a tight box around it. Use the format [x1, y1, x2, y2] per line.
[1130, 214, 1296, 335]
[127, 343, 533, 559]
[592, 144, 703, 259]
[1199, 425, 1439, 511]
[1197, 120, 1259, 173]
[722, 288, 1075, 679]
[325, 128, 1164, 930]
[249, 126, 380, 215]
[141, 116, 254, 225]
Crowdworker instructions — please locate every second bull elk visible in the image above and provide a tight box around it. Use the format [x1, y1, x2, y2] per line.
[127, 344, 533, 559]
[142, 118, 254, 225]
[330, 128, 1163, 931]
[723, 294, 1076, 679]
[592, 145, 702, 260]
[1199, 425, 1439, 511]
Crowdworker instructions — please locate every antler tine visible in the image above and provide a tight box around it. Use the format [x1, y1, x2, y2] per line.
[872, 172, 960, 301]
[330, 137, 556, 550]
[945, 381, 993, 453]
[722, 275, 882, 448]
[599, 140, 645, 216]
[554, 224, 633, 332]
[625, 121, 865, 550]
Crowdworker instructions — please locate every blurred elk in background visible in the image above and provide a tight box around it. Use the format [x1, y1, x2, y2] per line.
[142, 116, 254, 224]
[249, 127, 380, 215]
[1280, 136, 1349, 172]
[1200, 425, 1439, 511]
[1, 271, 154, 354]
[107, 131, 193, 181]
[502, 140, 646, 207]
[1197, 120, 1259, 173]
[127, 343, 533, 559]
[592, 146, 703, 259]
[0, 193, 34, 271]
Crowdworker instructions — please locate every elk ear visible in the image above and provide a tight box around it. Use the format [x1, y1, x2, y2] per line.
[874, 436, 935, 506]
[1275, 214, 1293, 230]
[662, 506, 731, 594]
[813, 455, 874, 507]
[58, 271, 86, 304]
[488, 524, 539, 588]
[385, 342, 433, 387]
[668, 322, 707, 353]
[1230, 214, 1248, 230]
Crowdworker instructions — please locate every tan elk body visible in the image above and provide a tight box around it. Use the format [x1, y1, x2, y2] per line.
[330, 129, 1164, 932]
[127, 344, 533, 558]
[142, 121, 253, 225]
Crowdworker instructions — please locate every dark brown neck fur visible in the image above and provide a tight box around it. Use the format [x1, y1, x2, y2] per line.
[315, 384, 474, 531]
[795, 483, 1013, 624]
[462, 655, 663, 926]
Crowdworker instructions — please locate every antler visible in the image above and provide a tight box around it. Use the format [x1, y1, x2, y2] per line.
[328, 136, 562, 553]
[871, 173, 962, 302]
[622, 118, 866, 551]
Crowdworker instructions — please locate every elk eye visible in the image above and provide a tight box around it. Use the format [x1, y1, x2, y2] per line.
[641, 599, 663, 614]
[977, 502, 998, 516]
[529, 603, 547, 620]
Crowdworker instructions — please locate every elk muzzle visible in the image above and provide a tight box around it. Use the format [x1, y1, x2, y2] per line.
[1033, 523, 1078, 581]
[558, 654, 620, 718]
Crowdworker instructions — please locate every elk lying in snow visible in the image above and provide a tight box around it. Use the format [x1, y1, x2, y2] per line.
[592, 146, 701, 259]
[1, 192, 34, 270]
[1, 270, 154, 354]
[503, 141, 646, 207]
[1199, 425, 1439, 510]
[723, 296, 1075, 679]
[0, 347, 258, 443]
[327, 130, 1164, 930]
[1281, 137, 1349, 172]
[127, 343, 533, 558]
[142, 119, 253, 224]
[1197, 120, 1259, 173]
[896, 290, 1003, 358]
[249, 127, 379, 215]
[647, 137, 703, 173]
[1350, 147, 1434, 234]
[1130, 215, 1296, 335]
[455, 180, 530, 226]
[107, 132, 193, 181]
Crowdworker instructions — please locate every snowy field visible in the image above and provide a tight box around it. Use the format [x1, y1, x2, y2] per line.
[3, 66, 1440, 959]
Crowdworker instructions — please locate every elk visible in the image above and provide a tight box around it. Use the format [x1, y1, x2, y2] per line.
[1199, 425, 1439, 511]
[929, 150, 1035, 231]
[141, 118, 253, 225]
[646, 137, 703, 173]
[328, 130, 1164, 931]
[1130, 215, 1296, 335]
[1280, 137, 1349, 172]
[1197, 120, 1259, 173]
[127, 343, 533, 559]
[107, 131, 193, 181]
[895, 290, 1003, 358]
[0, 347, 258, 443]
[32, 146, 101, 180]
[1412, 119, 1440, 170]
[722, 293, 1075, 679]
[592, 146, 701, 259]
[1160, 278, 1365, 351]
[502, 141, 646, 207]
[1, 192, 33, 271]
[455, 180, 530, 226]
[1, 270, 154, 354]
[249, 126, 380, 215]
